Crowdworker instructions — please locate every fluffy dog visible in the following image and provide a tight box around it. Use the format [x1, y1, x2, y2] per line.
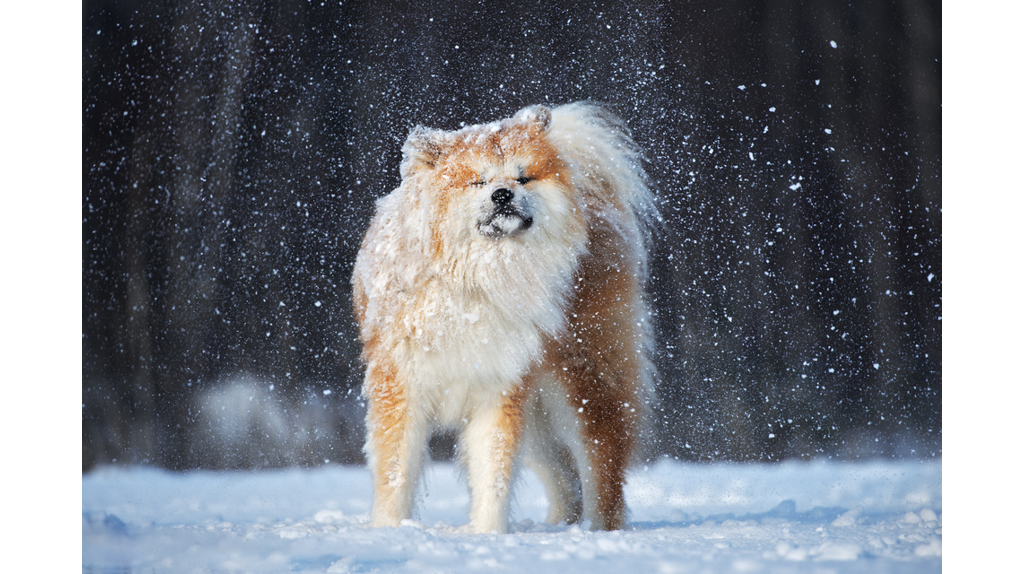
[352, 102, 657, 533]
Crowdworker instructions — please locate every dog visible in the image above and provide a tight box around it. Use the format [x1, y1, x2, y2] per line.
[351, 102, 657, 533]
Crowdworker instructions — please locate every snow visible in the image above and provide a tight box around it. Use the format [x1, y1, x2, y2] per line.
[83, 459, 940, 573]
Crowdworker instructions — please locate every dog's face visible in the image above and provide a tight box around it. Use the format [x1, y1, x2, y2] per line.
[470, 162, 537, 239]
[400, 106, 578, 249]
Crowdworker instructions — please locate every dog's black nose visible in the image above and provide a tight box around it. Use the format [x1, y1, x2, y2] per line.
[491, 188, 513, 205]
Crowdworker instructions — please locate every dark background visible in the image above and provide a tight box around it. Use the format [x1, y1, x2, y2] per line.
[82, 0, 941, 471]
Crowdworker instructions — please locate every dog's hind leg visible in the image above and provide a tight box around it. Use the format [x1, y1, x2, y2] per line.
[552, 298, 645, 530]
[460, 382, 530, 533]
[554, 365, 636, 531]
[364, 363, 429, 528]
[522, 383, 584, 525]
[524, 441, 583, 525]
[576, 400, 633, 531]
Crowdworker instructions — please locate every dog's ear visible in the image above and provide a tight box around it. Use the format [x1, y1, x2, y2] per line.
[513, 105, 552, 132]
[400, 126, 444, 178]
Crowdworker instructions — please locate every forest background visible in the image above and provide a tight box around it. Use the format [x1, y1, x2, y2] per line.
[80, 0, 942, 471]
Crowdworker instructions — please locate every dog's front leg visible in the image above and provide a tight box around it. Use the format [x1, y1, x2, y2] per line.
[461, 383, 529, 534]
[364, 365, 428, 528]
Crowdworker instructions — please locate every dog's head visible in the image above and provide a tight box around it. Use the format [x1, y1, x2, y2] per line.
[399, 106, 581, 246]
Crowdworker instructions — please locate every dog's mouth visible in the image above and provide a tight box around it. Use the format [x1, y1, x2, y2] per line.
[477, 205, 534, 238]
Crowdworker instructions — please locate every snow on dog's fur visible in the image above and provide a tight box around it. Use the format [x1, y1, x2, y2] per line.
[352, 102, 657, 533]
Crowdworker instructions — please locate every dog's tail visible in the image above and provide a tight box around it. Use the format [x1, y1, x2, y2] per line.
[545, 102, 661, 248]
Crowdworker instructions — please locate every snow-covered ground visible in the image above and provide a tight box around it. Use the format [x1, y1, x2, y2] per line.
[83, 458, 940, 573]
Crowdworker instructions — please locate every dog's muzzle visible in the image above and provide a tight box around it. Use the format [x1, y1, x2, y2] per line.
[478, 188, 534, 237]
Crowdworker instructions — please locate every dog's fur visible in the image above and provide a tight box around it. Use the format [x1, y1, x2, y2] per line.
[352, 102, 657, 533]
